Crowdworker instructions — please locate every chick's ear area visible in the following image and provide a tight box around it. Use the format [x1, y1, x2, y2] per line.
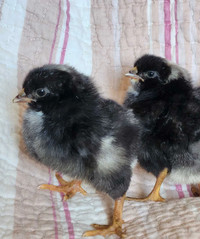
[159, 63, 171, 82]
[73, 75, 91, 91]
[161, 62, 171, 75]
[57, 71, 73, 83]
[55, 73, 91, 100]
[53, 71, 74, 91]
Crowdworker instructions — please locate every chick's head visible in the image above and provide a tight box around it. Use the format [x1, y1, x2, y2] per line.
[13, 65, 96, 110]
[126, 54, 192, 92]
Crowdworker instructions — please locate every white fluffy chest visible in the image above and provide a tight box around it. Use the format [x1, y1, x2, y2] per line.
[23, 109, 45, 156]
[24, 109, 44, 133]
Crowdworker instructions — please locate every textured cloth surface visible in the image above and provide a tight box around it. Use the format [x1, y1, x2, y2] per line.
[1, 0, 200, 238]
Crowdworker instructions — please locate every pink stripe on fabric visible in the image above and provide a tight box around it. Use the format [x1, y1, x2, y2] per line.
[61, 194, 75, 239]
[175, 184, 185, 198]
[49, 0, 62, 64]
[175, 0, 179, 64]
[48, 169, 59, 239]
[48, 1, 62, 238]
[60, 0, 71, 64]
[186, 185, 194, 197]
[164, 0, 171, 60]
[58, 1, 75, 238]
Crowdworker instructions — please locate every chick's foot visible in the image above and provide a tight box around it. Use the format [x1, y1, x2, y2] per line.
[83, 222, 125, 238]
[126, 168, 168, 202]
[39, 172, 87, 200]
[83, 195, 126, 238]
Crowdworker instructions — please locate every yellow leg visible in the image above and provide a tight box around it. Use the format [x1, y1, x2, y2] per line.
[83, 195, 126, 238]
[38, 172, 87, 200]
[126, 168, 168, 202]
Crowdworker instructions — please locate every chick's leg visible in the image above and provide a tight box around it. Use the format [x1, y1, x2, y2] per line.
[39, 172, 87, 200]
[126, 168, 168, 202]
[83, 195, 126, 238]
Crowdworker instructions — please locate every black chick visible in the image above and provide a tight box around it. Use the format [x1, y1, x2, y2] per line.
[13, 64, 140, 238]
[124, 54, 200, 202]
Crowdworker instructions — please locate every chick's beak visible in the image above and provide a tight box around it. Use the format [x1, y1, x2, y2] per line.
[12, 88, 35, 103]
[125, 66, 144, 82]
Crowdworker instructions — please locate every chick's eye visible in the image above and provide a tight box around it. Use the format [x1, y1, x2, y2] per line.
[146, 71, 158, 78]
[36, 88, 47, 97]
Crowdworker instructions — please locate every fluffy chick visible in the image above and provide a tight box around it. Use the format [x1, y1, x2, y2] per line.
[13, 64, 140, 238]
[124, 54, 200, 201]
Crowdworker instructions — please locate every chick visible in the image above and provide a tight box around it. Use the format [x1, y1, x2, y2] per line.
[124, 54, 200, 202]
[13, 64, 140, 238]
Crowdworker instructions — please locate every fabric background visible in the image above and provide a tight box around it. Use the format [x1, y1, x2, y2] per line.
[1, 0, 200, 238]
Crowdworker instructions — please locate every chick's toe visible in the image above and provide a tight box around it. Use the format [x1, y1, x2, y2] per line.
[83, 195, 126, 238]
[39, 173, 86, 200]
[83, 224, 126, 238]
